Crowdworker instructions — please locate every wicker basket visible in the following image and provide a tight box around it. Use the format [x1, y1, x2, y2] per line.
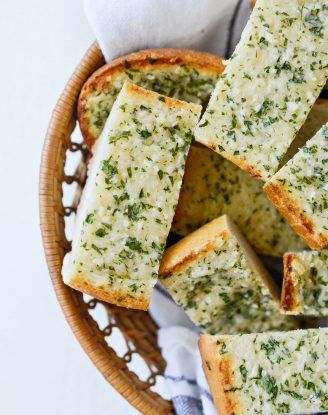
[39, 41, 173, 415]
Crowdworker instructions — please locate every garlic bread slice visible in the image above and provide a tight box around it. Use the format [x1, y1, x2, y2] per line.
[195, 0, 328, 180]
[62, 81, 201, 309]
[200, 328, 328, 415]
[160, 215, 297, 334]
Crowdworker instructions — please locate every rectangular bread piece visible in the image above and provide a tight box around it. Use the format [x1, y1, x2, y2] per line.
[172, 145, 306, 257]
[281, 250, 328, 315]
[195, 0, 328, 181]
[159, 215, 297, 334]
[264, 123, 328, 249]
[62, 81, 201, 310]
[199, 328, 328, 415]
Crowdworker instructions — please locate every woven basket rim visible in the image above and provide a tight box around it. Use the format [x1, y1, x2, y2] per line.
[39, 41, 173, 415]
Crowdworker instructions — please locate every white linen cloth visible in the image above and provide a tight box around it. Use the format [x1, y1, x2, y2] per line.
[84, 0, 250, 61]
[84, 1, 251, 413]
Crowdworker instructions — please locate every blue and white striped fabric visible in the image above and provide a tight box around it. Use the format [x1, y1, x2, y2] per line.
[158, 326, 214, 415]
[150, 286, 215, 415]
[85, 1, 251, 413]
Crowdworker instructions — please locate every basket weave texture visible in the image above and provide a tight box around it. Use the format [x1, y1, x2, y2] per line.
[39, 41, 173, 415]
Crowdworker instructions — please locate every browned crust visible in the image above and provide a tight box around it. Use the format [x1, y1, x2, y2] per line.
[159, 214, 279, 299]
[263, 181, 328, 249]
[195, 136, 264, 179]
[160, 238, 218, 278]
[159, 215, 231, 277]
[123, 80, 202, 111]
[199, 335, 239, 415]
[78, 48, 225, 149]
[220, 152, 264, 179]
[66, 274, 150, 310]
[280, 253, 298, 313]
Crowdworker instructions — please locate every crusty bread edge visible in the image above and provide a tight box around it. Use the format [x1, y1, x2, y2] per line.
[199, 335, 239, 415]
[280, 253, 298, 314]
[159, 214, 280, 299]
[66, 274, 150, 310]
[123, 80, 202, 112]
[159, 215, 229, 277]
[195, 134, 265, 179]
[79, 48, 225, 149]
[263, 180, 328, 249]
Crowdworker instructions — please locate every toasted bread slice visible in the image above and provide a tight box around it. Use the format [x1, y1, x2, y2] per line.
[172, 145, 306, 257]
[159, 215, 297, 334]
[264, 123, 328, 250]
[281, 250, 328, 316]
[199, 328, 328, 415]
[78, 48, 224, 149]
[62, 81, 201, 310]
[195, 0, 328, 181]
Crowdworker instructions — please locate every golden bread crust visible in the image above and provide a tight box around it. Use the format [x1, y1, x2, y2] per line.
[194, 137, 263, 179]
[159, 214, 280, 299]
[280, 253, 298, 313]
[199, 335, 240, 415]
[263, 181, 328, 249]
[66, 275, 149, 310]
[159, 216, 231, 277]
[123, 80, 202, 111]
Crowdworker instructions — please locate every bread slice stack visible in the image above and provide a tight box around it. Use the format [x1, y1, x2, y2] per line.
[160, 215, 297, 334]
[62, 81, 201, 309]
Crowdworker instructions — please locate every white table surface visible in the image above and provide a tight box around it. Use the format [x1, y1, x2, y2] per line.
[0, 1, 144, 413]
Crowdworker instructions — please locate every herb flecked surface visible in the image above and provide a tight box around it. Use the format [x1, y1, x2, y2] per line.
[196, 0, 328, 180]
[63, 82, 201, 304]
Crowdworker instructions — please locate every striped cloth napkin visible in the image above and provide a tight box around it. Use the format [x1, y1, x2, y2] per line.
[84, 1, 251, 413]
[150, 287, 214, 415]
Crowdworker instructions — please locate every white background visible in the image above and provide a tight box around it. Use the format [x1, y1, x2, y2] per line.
[0, 1, 140, 413]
